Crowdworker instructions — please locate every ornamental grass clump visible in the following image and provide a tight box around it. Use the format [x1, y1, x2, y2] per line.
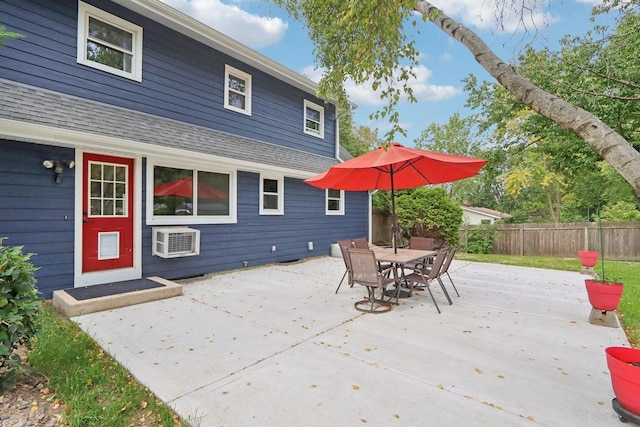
[0, 238, 41, 392]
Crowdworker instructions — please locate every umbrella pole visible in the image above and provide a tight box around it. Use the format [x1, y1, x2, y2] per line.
[390, 172, 398, 254]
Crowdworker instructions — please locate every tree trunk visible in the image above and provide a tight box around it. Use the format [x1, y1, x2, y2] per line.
[416, 1, 640, 194]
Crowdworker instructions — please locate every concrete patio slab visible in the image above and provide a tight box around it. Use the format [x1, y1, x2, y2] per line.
[72, 257, 630, 426]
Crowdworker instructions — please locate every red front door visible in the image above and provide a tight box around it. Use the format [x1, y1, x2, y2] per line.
[82, 153, 134, 272]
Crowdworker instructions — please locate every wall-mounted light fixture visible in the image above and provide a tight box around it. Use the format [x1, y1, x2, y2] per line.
[43, 159, 75, 183]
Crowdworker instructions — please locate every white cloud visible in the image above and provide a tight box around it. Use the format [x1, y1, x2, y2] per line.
[160, 0, 287, 49]
[430, 0, 556, 33]
[440, 52, 453, 62]
[301, 65, 461, 107]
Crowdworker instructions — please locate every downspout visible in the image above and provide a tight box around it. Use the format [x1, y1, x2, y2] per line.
[335, 108, 349, 161]
[368, 190, 375, 244]
[335, 102, 356, 161]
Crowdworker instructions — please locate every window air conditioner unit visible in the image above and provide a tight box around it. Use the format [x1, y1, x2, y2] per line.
[152, 227, 200, 258]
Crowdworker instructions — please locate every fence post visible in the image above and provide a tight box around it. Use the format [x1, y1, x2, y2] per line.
[519, 225, 524, 256]
[584, 223, 589, 251]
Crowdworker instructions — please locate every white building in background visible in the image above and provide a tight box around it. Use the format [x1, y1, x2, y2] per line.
[461, 203, 511, 225]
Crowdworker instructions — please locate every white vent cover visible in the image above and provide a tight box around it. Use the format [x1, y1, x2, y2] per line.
[152, 227, 200, 258]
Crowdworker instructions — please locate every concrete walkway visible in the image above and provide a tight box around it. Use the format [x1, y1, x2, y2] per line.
[73, 257, 629, 426]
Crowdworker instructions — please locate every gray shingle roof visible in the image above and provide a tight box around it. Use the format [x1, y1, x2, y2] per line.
[0, 79, 339, 174]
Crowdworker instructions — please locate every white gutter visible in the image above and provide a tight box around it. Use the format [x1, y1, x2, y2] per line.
[0, 118, 316, 179]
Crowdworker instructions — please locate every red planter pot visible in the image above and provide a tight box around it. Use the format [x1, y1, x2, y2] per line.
[606, 347, 640, 415]
[585, 279, 624, 311]
[578, 250, 599, 267]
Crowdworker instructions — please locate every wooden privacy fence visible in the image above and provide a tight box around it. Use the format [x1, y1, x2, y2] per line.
[460, 222, 640, 261]
[372, 209, 393, 245]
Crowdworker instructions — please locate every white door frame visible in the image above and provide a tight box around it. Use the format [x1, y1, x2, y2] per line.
[74, 149, 143, 287]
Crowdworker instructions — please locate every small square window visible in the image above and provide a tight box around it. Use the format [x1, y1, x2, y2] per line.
[260, 175, 284, 215]
[225, 65, 252, 115]
[304, 100, 324, 138]
[77, 1, 143, 82]
[326, 189, 344, 215]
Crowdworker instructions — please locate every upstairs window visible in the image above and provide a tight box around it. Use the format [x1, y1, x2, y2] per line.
[326, 189, 344, 215]
[77, 1, 143, 82]
[304, 100, 324, 138]
[224, 65, 252, 115]
[260, 175, 284, 215]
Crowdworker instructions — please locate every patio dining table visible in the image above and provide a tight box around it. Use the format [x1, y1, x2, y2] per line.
[371, 247, 437, 301]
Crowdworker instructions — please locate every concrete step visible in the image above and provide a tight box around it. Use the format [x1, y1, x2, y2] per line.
[52, 277, 182, 317]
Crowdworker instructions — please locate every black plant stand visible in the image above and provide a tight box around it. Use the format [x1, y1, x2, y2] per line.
[613, 398, 640, 424]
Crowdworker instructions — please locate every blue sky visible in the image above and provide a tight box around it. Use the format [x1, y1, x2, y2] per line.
[160, 0, 609, 145]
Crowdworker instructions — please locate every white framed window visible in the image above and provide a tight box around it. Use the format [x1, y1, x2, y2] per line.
[77, 1, 143, 82]
[304, 100, 324, 138]
[260, 174, 284, 215]
[326, 189, 344, 215]
[224, 65, 252, 115]
[147, 161, 237, 225]
[88, 161, 128, 217]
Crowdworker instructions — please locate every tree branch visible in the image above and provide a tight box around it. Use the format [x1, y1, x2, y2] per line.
[414, 1, 640, 193]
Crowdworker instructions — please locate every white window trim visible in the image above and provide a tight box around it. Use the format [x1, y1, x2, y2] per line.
[326, 189, 344, 215]
[259, 174, 284, 215]
[146, 159, 237, 225]
[304, 100, 324, 138]
[224, 65, 252, 116]
[77, 1, 143, 82]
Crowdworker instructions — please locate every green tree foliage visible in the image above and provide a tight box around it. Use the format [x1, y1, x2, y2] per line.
[415, 112, 483, 156]
[414, 112, 489, 201]
[0, 239, 41, 392]
[599, 201, 640, 221]
[339, 110, 382, 157]
[0, 24, 22, 46]
[395, 187, 463, 247]
[272, 0, 640, 194]
[461, 9, 640, 222]
[463, 223, 497, 254]
[272, 0, 425, 140]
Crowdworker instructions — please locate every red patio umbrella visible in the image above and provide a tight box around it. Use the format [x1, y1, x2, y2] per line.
[154, 176, 228, 199]
[305, 142, 488, 252]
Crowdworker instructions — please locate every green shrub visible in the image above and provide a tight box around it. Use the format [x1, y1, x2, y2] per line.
[599, 201, 640, 222]
[395, 187, 463, 247]
[0, 238, 41, 391]
[464, 223, 497, 254]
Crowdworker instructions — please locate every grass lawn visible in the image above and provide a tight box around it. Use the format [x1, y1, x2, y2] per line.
[28, 303, 189, 427]
[456, 253, 640, 347]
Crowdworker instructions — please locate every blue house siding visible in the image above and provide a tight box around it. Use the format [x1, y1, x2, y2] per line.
[1, 142, 367, 297]
[0, 140, 75, 298]
[0, 0, 336, 158]
[140, 171, 368, 281]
